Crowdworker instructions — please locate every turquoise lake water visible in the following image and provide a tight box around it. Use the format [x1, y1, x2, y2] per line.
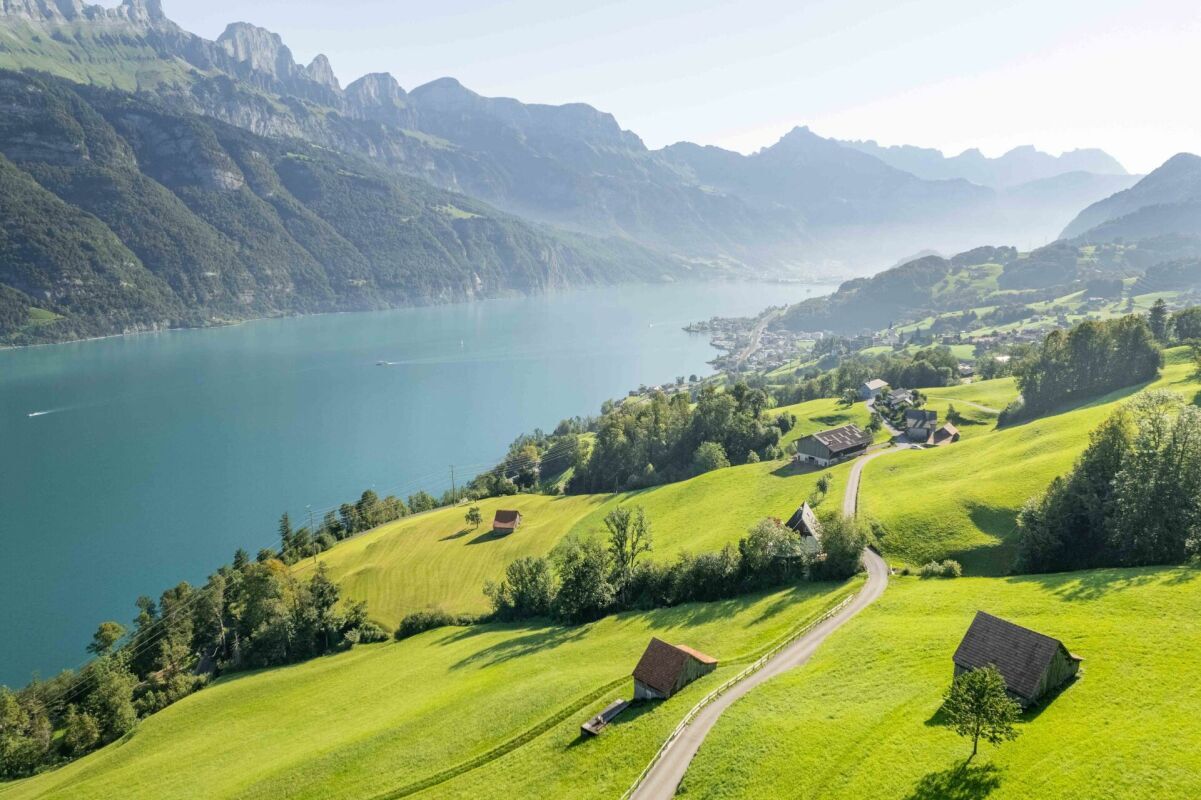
[0, 281, 831, 685]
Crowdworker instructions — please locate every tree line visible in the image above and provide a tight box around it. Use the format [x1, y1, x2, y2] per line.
[0, 557, 384, 779]
[474, 506, 867, 626]
[1016, 391, 1201, 572]
[1000, 314, 1162, 422]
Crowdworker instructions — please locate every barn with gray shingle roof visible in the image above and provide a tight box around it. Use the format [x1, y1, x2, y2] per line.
[795, 424, 872, 467]
[953, 611, 1081, 707]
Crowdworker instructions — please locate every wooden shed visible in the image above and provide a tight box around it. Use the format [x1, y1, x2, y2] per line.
[492, 509, 522, 533]
[632, 638, 717, 700]
[953, 611, 1081, 707]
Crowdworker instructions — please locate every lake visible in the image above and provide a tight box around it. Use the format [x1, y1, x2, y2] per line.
[0, 281, 832, 685]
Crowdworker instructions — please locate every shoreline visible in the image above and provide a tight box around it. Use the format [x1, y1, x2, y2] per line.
[0, 277, 840, 354]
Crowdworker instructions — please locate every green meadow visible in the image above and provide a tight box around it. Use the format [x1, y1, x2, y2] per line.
[300, 459, 846, 629]
[0, 582, 854, 800]
[860, 347, 1199, 573]
[680, 567, 1201, 800]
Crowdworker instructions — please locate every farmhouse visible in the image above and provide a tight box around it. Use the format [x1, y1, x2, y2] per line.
[953, 611, 1082, 707]
[795, 424, 872, 467]
[784, 502, 823, 554]
[932, 422, 960, 445]
[882, 388, 913, 410]
[492, 509, 522, 533]
[859, 378, 889, 400]
[632, 638, 718, 700]
[904, 409, 939, 442]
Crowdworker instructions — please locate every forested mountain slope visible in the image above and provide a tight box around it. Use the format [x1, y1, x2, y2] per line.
[0, 0, 1129, 269]
[0, 70, 682, 344]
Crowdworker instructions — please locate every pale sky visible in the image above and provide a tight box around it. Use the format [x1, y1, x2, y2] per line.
[157, 0, 1200, 173]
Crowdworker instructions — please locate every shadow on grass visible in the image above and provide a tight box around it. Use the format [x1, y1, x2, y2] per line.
[440, 528, 472, 541]
[1006, 565, 1200, 602]
[449, 625, 588, 669]
[770, 460, 817, 479]
[466, 528, 512, 545]
[565, 700, 656, 749]
[904, 761, 1002, 800]
[1023, 675, 1080, 720]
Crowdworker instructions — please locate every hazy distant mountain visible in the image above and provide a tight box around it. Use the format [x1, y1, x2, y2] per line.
[839, 140, 1128, 188]
[0, 0, 1149, 296]
[1062, 153, 1201, 242]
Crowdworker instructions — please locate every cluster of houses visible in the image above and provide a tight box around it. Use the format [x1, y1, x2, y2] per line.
[858, 379, 960, 447]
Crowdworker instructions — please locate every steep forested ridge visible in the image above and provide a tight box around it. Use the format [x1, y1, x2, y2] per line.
[0, 71, 681, 343]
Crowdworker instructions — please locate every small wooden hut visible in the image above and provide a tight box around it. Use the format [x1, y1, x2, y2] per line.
[632, 638, 717, 700]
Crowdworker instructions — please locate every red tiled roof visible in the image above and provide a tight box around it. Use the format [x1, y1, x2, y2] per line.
[632, 638, 717, 694]
[493, 509, 521, 529]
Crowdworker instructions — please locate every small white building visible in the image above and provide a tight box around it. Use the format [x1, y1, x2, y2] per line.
[859, 378, 889, 400]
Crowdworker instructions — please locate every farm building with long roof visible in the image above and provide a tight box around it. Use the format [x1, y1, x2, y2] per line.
[953, 611, 1082, 707]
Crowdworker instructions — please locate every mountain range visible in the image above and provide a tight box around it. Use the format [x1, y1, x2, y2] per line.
[0, 0, 1191, 344]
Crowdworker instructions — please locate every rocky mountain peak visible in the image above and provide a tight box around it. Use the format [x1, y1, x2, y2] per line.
[304, 54, 340, 90]
[1, 0, 165, 26]
[217, 22, 298, 81]
[345, 73, 407, 106]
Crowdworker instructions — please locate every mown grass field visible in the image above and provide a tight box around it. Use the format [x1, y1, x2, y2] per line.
[299, 457, 849, 629]
[772, 396, 890, 447]
[680, 567, 1201, 800]
[859, 348, 1199, 574]
[0, 581, 856, 800]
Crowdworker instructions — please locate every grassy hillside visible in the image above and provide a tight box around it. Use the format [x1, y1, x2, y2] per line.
[302, 460, 846, 629]
[859, 347, 1199, 573]
[680, 567, 1201, 799]
[0, 581, 855, 800]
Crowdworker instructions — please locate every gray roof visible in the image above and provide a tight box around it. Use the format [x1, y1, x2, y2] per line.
[863, 379, 888, 390]
[953, 612, 1075, 700]
[784, 502, 822, 539]
[887, 388, 912, 401]
[810, 424, 872, 454]
[904, 408, 938, 426]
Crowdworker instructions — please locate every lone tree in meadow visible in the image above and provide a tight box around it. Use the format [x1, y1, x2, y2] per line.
[943, 665, 1021, 759]
[605, 505, 653, 605]
[465, 506, 482, 530]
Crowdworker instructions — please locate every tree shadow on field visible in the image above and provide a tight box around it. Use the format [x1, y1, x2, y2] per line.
[440, 527, 471, 541]
[904, 761, 1003, 800]
[1007, 566, 1199, 602]
[448, 625, 587, 670]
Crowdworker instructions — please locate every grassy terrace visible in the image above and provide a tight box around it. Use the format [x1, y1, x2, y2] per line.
[859, 348, 1199, 574]
[681, 568, 1201, 800]
[0, 582, 855, 800]
[299, 458, 844, 629]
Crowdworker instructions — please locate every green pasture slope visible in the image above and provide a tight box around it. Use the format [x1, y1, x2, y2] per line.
[681, 567, 1201, 800]
[300, 459, 847, 629]
[860, 347, 1200, 573]
[0, 582, 855, 800]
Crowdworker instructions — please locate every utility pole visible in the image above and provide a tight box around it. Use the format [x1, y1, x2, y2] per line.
[450, 465, 457, 504]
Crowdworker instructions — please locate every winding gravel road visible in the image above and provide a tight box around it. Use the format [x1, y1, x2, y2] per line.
[628, 447, 900, 800]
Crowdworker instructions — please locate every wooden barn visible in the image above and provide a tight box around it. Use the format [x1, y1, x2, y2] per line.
[953, 611, 1082, 707]
[492, 509, 522, 533]
[932, 422, 960, 446]
[784, 501, 823, 554]
[632, 638, 718, 700]
[795, 424, 872, 467]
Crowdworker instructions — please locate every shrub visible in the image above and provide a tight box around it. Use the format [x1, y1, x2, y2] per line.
[919, 559, 962, 578]
[692, 441, 730, 474]
[394, 608, 477, 640]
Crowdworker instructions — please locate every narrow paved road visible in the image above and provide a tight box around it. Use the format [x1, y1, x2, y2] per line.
[629, 447, 899, 800]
